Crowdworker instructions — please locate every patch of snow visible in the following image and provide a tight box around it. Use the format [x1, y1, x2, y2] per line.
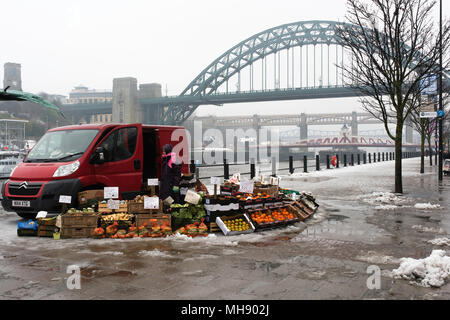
[412, 225, 446, 234]
[182, 270, 203, 276]
[138, 249, 173, 258]
[355, 251, 400, 265]
[427, 238, 450, 246]
[183, 254, 218, 262]
[392, 250, 450, 288]
[222, 249, 239, 255]
[374, 205, 399, 210]
[78, 250, 124, 256]
[359, 192, 410, 206]
[414, 203, 441, 210]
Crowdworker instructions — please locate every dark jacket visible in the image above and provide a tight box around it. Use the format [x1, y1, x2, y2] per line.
[160, 153, 181, 202]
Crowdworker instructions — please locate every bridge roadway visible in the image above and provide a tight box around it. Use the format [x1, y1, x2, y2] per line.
[186, 112, 380, 128]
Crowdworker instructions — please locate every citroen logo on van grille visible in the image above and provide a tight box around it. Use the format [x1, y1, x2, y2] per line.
[19, 181, 28, 189]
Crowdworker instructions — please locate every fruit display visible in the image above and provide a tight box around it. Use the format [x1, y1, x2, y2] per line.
[223, 218, 251, 232]
[133, 195, 146, 203]
[216, 214, 255, 236]
[249, 206, 298, 229]
[174, 219, 209, 237]
[101, 213, 133, 221]
[171, 203, 206, 229]
[66, 207, 96, 214]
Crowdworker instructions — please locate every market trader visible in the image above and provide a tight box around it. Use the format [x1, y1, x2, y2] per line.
[160, 144, 181, 204]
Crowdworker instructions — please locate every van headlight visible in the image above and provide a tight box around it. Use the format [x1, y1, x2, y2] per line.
[53, 160, 80, 177]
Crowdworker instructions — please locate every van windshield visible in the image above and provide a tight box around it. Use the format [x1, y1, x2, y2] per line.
[25, 129, 99, 162]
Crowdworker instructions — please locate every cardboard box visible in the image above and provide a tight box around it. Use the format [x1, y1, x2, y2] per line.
[78, 190, 104, 206]
[216, 214, 255, 236]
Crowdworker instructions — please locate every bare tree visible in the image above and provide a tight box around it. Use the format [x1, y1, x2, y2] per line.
[336, 0, 450, 193]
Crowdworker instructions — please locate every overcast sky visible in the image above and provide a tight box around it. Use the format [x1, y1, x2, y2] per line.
[1, 0, 448, 118]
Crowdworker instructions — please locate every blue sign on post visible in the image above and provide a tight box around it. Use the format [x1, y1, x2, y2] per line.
[437, 110, 445, 117]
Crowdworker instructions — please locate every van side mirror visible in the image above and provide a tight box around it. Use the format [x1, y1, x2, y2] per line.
[90, 147, 105, 164]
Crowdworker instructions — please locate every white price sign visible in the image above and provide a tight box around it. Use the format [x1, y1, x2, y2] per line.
[36, 211, 48, 218]
[59, 195, 72, 204]
[210, 177, 220, 185]
[144, 196, 160, 209]
[147, 178, 159, 186]
[104, 187, 119, 199]
[107, 199, 120, 210]
[239, 180, 254, 194]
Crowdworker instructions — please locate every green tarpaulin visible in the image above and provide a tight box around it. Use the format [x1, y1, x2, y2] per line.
[0, 87, 64, 116]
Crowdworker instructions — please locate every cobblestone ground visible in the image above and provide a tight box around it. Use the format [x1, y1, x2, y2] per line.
[0, 158, 449, 300]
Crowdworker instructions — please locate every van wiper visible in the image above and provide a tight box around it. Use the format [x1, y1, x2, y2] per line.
[56, 152, 85, 161]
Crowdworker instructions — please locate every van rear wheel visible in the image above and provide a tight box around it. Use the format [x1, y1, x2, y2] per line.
[17, 212, 37, 219]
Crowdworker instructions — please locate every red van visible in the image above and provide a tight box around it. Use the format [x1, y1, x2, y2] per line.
[1, 123, 189, 218]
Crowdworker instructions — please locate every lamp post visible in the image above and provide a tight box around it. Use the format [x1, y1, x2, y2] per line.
[438, 0, 443, 181]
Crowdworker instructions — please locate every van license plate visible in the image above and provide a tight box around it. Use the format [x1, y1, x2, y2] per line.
[12, 200, 30, 207]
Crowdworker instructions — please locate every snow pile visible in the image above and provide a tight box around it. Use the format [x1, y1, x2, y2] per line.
[414, 203, 441, 210]
[392, 250, 450, 287]
[359, 192, 409, 207]
[427, 238, 450, 246]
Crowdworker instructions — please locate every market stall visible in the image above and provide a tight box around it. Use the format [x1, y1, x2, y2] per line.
[16, 173, 319, 240]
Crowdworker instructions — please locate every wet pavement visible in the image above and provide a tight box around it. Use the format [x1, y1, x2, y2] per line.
[0, 158, 449, 300]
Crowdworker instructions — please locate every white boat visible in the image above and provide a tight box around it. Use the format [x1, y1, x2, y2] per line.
[0, 151, 25, 178]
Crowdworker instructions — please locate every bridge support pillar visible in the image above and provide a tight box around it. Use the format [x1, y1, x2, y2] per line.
[405, 117, 414, 145]
[351, 111, 358, 137]
[299, 113, 308, 141]
[112, 77, 140, 124]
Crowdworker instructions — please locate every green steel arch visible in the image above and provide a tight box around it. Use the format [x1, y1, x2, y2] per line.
[165, 20, 349, 124]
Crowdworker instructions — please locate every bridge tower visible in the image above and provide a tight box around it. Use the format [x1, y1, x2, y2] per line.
[112, 77, 140, 124]
[3, 62, 22, 91]
[140, 83, 162, 124]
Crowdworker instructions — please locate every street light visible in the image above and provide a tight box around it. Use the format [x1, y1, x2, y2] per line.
[438, 0, 443, 181]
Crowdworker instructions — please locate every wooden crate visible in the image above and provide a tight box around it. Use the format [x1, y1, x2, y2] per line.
[209, 222, 221, 233]
[78, 189, 104, 207]
[128, 199, 163, 214]
[98, 202, 128, 214]
[291, 200, 314, 217]
[61, 226, 96, 239]
[61, 213, 100, 227]
[38, 225, 59, 237]
[135, 213, 171, 229]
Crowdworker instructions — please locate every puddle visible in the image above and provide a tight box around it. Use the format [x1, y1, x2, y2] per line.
[327, 214, 349, 222]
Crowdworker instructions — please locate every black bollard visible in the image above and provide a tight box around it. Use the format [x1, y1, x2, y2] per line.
[373, 153, 376, 163]
[336, 154, 340, 168]
[358, 154, 361, 165]
[369, 153, 371, 163]
[289, 156, 294, 174]
[224, 159, 229, 180]
[382, 153, 385, 161]
[316, 155, 320, 171]
[326, 154, 330, 169]
[303, 155, 308, 173]
[344, 154, 347, 167]
[250, 161, 256, 179]
[190, 160, 195, 174]
[351, 154, 354, 166]
[378, 152, 381, 162]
